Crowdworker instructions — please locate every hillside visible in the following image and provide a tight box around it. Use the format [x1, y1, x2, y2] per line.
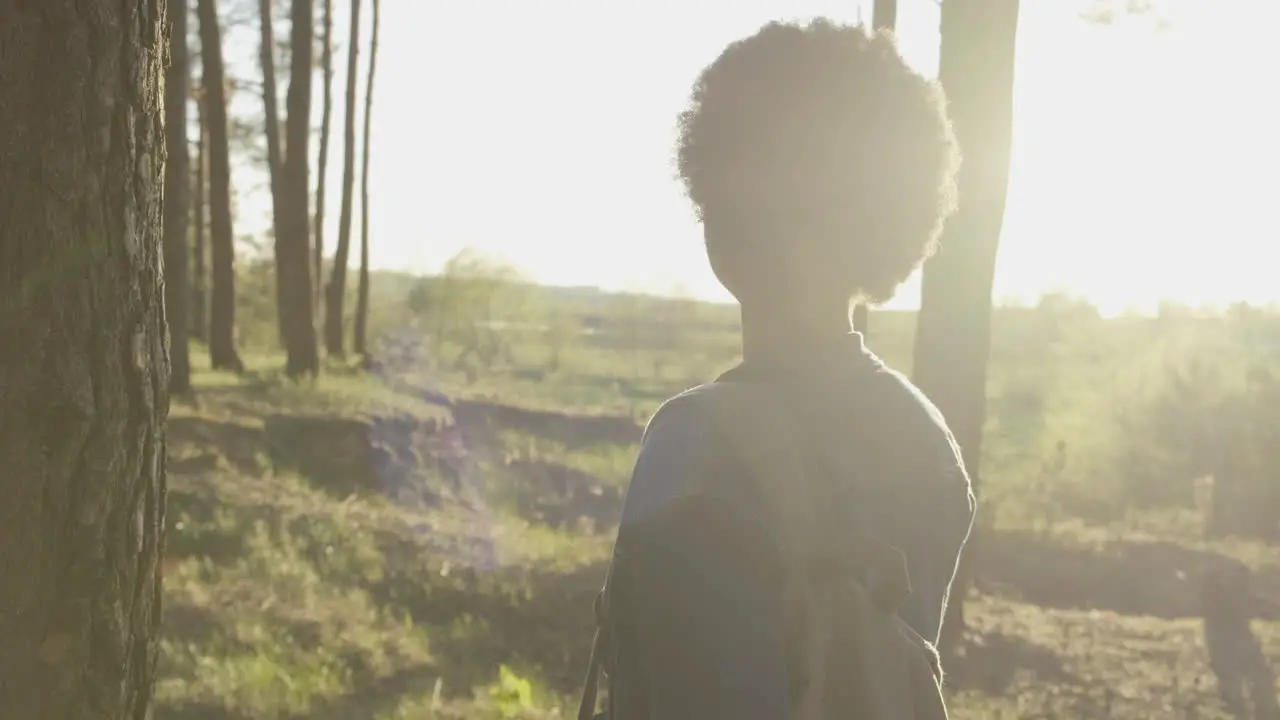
[155, 277, 1280, 719]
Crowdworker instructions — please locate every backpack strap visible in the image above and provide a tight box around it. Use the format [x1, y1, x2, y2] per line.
[575, 379, 815, 720]
[681, 379, 830, 719]
[577, 564, 613, 720]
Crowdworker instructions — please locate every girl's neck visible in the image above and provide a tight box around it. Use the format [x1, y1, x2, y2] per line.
[740, 300, 856, 370]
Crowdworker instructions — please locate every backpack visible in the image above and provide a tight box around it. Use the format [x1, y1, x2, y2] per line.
[576, 376, 950, 720]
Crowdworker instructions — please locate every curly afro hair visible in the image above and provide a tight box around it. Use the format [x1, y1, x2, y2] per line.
[677, 19, 960, 305]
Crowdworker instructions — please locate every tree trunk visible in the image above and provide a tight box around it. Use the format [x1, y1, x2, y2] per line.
[258, 0, 288, 345]
[0, 1, 169, 716]
[354, 0, 379, 356]
[279, 0, 320, 376]
[198, 0, 245, 371]
[166, 0, 193, 395]
[314, 0, 334, 320]
[325, 0, 362, 358]
[192, 98, 208, 343]
[873, 0, 898, 33]
[851, 0, 897, 339]
[911, 0, 1020, 649]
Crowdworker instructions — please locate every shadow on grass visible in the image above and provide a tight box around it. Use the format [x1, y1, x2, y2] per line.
[978, 529, 1280, 620]
[168, 413, 453, 506]
[168, 416, 269, 478]
[281, 663, 441, 720]
[373, 553, 609, 700]
[156, 700, 255, 720]
[949, 630, 1080, 696]
[162, 597, 231, 650]
[504, 459, 623, 531]
[453, 399, 643, 450]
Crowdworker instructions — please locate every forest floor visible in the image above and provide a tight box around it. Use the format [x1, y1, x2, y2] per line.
[152, 353, 1280, 720]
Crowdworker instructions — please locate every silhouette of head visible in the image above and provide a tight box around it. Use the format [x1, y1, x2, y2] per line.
[676, 20, 960, 312]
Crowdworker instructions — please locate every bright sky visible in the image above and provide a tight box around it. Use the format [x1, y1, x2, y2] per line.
[242, 0, 1280, 314]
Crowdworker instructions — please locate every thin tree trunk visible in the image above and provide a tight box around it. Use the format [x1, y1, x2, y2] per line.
[192, 99, 209, 343]
[873, 0, 898, 33]
[325, 0, 362, 357]
[199, 0, 245, 371]
[166, 0, 193, 395]
[314, 0, 334, 320]
[0, 1, 169, 716]
[851, 0, 898, 339]
[354, 0, 379, 356]
[258, 0, 288, 345]
[911, 0, 1020, 651]
[188, 2, 208, 345]
[280, 0, 320, 376]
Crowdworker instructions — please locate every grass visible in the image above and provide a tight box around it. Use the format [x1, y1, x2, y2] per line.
[161, 354, 617, 719]
[156, 288, 1280, 719]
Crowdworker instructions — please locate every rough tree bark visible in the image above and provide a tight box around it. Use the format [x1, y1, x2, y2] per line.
[280, 0, 320, 376]
[325, 0, 362, 358]
[314, 0, 334, 319]
[851, 0, 898, 338]
[258, 0, 288, 345]
[0, 1, 170, 716]
[353, 0, 380, 356]
[166, 0, 193, 395]
[198, 0, 245, 371]
[192, 96, 208, 342]
[911, 0, 1021, 649]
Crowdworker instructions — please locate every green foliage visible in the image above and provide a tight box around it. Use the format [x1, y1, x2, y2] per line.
[404, 249, 543, 379]
[157, 477, 430, 718]
[170, 267, 1280, 719]
[1113, 354, 1280, 538]
[491, 665, 536, 718]
[225, 257, 1280, 538]
[233, 257, 282, 350]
